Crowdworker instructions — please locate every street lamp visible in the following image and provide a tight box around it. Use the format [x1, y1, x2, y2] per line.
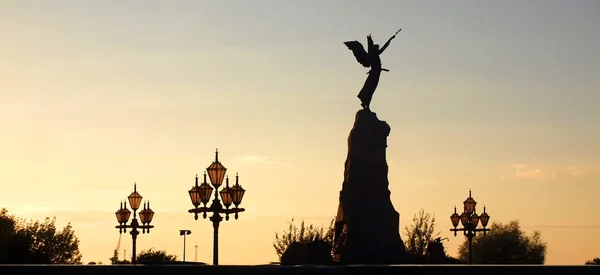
[188, 149, 246, 265]
[450, 189, 490, 265]
[179, 229, 192, 262]
[115, 183, 155, 264]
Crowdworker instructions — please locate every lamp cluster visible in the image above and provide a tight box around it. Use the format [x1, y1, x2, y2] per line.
[188, 150, 246, 221]
[115, 184, 155, 233]
[187, 149, 246, 265]
[114, 184, 155, 264]
[449, 189, 491, 265]
[450, 190, 490, 236]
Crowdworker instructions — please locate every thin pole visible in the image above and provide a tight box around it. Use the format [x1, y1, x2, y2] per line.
[183, 234, 187, 262]
[213, 219, 219, 265]
[131, 231, 138, 264]
[130, 213, 139, 264]
[209, 197, 224, 265]
[468, 233, 473, 265]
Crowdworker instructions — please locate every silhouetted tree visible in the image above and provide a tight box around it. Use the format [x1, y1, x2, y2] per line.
[403, 209, 440, 262]
[18, 217, 82, 264]
[306, 239, 333, 264]
[280, 242, 307, 264]
[273, 218, 334, 263]
[585, 257, 600, 265]
[0, 209, 28, 263]
[0, 208, 82, 264]
[136, 248, 177, 264]
[0, 209, 16, 234]
[425, 237, 448, 264]
[457, 220, 547, 264]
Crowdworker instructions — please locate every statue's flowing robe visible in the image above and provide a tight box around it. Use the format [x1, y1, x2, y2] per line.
[357, 68, 382, 108]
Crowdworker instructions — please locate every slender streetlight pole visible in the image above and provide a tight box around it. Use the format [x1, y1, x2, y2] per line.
[188, 149, 246, 265]
[179, 229, 192, 262]
[115, 183, 155, 264]
[450, 189, 491, 264]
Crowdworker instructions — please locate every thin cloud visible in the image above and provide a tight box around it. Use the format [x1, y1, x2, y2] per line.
[503, 162, 600, 179]
[501, 164, 557, 180]
[566, 166, 587, 177]
[565, 163, 600, 177]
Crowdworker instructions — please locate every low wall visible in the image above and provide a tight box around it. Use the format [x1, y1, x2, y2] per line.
[0, 264, 598, 275]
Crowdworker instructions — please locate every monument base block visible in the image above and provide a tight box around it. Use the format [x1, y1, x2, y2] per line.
[334, 109, 406, 264]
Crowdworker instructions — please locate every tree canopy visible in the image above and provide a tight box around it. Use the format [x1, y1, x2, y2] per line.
[0, 208, 82, 264]
[273, 218, 334, 260]
[457, 220, 547, 264]
[585, 257, 600, 265]
[273, 218, 334, 261]
[403, 209, 440, 260]
[136, 248, 178, 264]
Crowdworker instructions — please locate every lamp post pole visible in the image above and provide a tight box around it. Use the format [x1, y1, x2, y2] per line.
[179, 229, 192, 262]
[115, 183, 155, 264]
[449, 189, 490, 265]
[188, 149, 246, 265]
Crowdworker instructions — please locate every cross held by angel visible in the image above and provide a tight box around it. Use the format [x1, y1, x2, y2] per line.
[344, 29, 401, 111]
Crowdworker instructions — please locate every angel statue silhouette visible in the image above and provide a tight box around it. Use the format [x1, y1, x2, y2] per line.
[344, 29, 401, 111]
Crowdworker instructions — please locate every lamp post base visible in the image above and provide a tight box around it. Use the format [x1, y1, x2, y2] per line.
[131, 229, 139, 264]
[210, 214, 223, 265]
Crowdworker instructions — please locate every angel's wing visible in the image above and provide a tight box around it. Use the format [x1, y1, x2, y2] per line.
[367, 35, 374, 49]
[343, 41, 370, 68]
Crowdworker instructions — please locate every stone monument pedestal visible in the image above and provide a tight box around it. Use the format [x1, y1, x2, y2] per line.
[334, 109, 406, 264]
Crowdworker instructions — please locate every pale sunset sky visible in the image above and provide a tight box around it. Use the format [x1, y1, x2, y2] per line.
[1, 0, 599, 265]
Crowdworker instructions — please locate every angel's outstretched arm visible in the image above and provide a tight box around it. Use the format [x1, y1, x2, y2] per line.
[379, 29, 401, 55]
[378, 36, 394, 55]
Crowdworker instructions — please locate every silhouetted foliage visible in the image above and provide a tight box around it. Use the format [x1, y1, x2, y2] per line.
[0, 210, 29, 263]
[279, 239, 334, 265]
[457, 220, 547, 264]
[403, 209, 440, 262]
[18, 217, 82, 264]
[274, 218, 335, 264]
[306, 239, 333, 264]
[0, 209, 17, 233]
[0, 208, 82, 264]
[280, 242, 306, 265]
[585, 257, 600, 265]
[273, 218, 334, 259]
[136, 248, 177, 264]
[425, 237, 448, 264]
